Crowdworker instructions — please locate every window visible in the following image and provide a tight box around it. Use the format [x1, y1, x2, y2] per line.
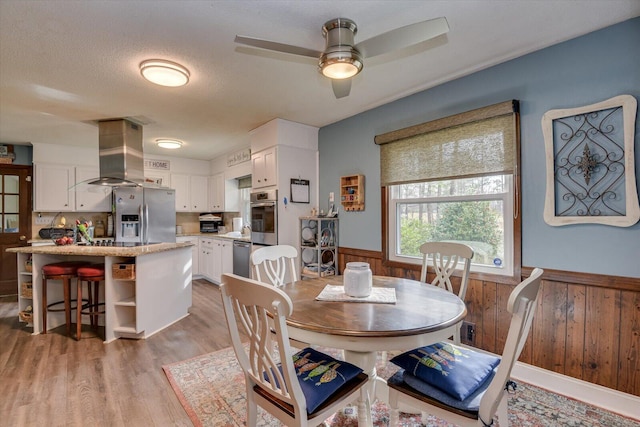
[238, 175, 252, 228]
[388, 175, 513, 275]
[376, 101, 520, 278]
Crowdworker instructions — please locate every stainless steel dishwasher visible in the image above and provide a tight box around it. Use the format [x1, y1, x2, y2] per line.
[232, 240, 251, 278]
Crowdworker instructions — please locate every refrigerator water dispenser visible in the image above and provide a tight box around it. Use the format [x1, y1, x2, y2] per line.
[120, 214, 140, 238]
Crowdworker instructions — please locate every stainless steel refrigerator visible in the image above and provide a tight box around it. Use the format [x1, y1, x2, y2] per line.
[113, 186, 176, 244]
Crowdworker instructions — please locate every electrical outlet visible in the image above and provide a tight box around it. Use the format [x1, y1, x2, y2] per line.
[329, 192, 334, 202]
[461, 321, 476, 346]
[35, 216, 54, 225]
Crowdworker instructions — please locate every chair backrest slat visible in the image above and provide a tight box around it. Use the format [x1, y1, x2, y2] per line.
[251, 244, 299, 287]
[419, 242, 474, 300]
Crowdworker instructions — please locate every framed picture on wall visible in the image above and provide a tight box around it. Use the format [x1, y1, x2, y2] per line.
[541, 94, 639, 227]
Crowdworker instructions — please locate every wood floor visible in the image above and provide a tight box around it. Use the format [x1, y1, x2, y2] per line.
[0, 279, 232, 426]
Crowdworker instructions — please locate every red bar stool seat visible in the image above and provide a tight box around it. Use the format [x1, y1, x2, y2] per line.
[76, 264, 106, 341]
[41, 261, 88, 336]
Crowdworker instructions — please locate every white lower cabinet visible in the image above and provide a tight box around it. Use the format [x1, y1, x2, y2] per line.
[176, 236, 200, 276]
[199, 236, 232, 284]
[200, 237, 215, 281]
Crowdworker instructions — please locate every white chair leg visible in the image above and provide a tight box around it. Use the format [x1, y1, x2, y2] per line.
[389, 389, 400, 427]
[246, 389, 258, 427]
[496, 392, 508, 426]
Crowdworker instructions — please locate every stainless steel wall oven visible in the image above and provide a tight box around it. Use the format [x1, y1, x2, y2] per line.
[250, 189, 277, 246]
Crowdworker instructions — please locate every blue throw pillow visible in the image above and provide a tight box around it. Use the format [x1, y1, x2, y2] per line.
[267, 347, 363, 413]
[389, 342, 500, 401]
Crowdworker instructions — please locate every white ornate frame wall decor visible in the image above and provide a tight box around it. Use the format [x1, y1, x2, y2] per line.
[541, 94, 639, 227]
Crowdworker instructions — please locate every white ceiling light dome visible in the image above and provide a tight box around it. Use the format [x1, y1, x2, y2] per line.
[140, 59, 190, 87]
[156, 139, 183, 149]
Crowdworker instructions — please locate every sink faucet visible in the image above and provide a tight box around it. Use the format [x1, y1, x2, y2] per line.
[242, 224, 251, 235]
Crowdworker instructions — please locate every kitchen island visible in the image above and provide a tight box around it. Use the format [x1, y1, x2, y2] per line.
[8, 242, 193, 343]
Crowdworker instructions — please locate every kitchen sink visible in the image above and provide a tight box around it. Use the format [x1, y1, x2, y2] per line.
[224, 231, 243, 238]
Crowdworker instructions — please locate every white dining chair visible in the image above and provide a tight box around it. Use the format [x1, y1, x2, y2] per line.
[420, 241, 474, 344]
[251, 244, 298, 287]
[387, 268, 544, 427]
[220, 273, 370, 427]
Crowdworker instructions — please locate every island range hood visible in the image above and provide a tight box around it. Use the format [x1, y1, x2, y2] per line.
[90, 118, 145, 186]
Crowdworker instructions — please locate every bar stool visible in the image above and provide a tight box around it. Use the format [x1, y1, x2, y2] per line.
[76, 264, 106, 340]
[41, 261, 87, 336]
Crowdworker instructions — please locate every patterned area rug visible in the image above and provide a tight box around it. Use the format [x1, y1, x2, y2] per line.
[162, 346, 638, 427]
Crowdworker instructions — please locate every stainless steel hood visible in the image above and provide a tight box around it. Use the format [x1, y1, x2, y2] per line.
[90, 118, 145, 186]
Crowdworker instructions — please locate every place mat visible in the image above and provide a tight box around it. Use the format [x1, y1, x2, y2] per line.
[315, 285, 396, 304]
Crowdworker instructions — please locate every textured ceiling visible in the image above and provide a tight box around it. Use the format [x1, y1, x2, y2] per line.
[1, 1, 638, 161]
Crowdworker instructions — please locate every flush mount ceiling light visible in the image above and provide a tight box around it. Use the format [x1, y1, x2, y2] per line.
[156, 139, 183, 149]
[140, 59, 190, 87]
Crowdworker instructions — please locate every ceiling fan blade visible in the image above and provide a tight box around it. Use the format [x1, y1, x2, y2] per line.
[234, 35, 322, 58]
[332, 79, 352, 99]
[355, 17, 449, 59]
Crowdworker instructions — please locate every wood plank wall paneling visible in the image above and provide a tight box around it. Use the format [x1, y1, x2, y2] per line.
[337, 246, 640, 397]
[566, 284, 587, 379]
[619, 291, 640, 394]
[584, 287, 620, 389]
[532, 280, 567, 373]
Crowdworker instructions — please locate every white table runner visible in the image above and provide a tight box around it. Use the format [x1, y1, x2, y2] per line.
[315, 285, 396, 304]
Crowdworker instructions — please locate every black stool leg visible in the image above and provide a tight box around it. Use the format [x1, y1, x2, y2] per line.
[42, 275, 48, 334]
[92, 281, 100, 328]
[76, 277, 82, 341]
[64, 278, 72, 336]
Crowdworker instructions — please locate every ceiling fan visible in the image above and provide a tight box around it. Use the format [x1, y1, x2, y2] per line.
[234, 17, 449, 99]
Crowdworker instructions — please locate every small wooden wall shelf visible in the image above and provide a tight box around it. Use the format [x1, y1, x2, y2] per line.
[340, 174, 365, 211]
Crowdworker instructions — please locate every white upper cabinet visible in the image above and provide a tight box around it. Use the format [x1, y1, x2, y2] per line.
[251, 146, 277, 189]
[34, 164, 111, 212]
[208, 173, 224, 211]
[171, 173, 208, 212]
[75, 166, 112, 212]
[34, 163, 75, 211]
[190, 175, 209, 212]
[172, 173, 190, 212]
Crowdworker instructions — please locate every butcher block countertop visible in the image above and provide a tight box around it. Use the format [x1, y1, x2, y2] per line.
[7, 242, 193, 257]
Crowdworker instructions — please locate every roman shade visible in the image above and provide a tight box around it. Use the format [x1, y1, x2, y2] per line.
[376, 100, 519, 186]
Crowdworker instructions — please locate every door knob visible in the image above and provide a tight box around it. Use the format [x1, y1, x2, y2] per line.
[19, 235, 27, 241]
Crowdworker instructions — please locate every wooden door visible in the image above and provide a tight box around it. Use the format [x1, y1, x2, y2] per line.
[0, 165, 32, 298]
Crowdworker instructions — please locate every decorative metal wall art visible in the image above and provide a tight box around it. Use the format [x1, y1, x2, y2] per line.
[541, 94, 639, 226]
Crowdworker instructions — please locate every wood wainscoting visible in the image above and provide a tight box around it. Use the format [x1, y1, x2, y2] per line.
[338, 247, 640, 397]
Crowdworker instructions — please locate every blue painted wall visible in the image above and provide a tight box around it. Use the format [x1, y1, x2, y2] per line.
[12, 145, 32, 165]
[319, 18, 640, 278]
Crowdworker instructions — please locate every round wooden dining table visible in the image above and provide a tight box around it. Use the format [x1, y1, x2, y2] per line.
[279, 275, 467, 425]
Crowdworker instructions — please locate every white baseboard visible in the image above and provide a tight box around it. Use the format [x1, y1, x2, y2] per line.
[511, 362, 640, 421]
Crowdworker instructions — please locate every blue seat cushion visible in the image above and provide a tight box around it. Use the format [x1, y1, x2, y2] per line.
[388, 367, 498, 412]
[389, 342, 500, 400]
[267, 347, 364, 413]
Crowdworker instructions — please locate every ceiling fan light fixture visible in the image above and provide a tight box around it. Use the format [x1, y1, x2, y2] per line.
[140, 59, 190, 87]
[156, 139, 183, 149]
[319, 50, 363, 79]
